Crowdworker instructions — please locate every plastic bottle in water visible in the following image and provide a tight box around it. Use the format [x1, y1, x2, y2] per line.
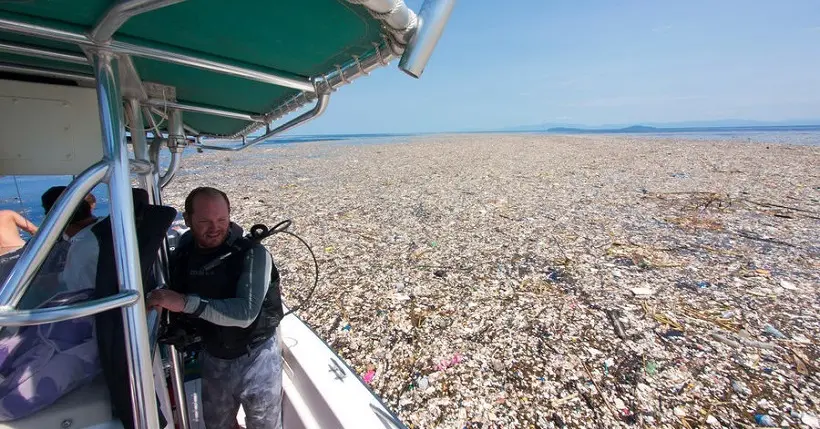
[755, 414, 776, 427]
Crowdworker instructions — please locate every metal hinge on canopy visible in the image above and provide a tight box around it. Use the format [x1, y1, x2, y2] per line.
[143, 82, 177, 102]
[345, 0, 418, 52]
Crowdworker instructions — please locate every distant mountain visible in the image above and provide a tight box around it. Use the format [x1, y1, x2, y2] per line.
[615, 125, 657, 132]
[546, 125, 660, 133]
[639, 119, 809, 128]
[503, 122, 592, 132]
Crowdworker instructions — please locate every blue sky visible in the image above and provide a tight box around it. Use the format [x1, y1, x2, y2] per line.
[296, 0, 820, 134]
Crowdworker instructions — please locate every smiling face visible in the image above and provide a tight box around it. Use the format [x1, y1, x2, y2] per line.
[185, 193, 231, 249]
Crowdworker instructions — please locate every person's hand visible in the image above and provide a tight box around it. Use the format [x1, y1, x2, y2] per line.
[146, 289, 186, 313]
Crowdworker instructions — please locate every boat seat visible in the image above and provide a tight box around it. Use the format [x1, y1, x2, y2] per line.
[91, 189, 176, 429]
[0, 375, 122, 429]
[0, 191, 176, 428]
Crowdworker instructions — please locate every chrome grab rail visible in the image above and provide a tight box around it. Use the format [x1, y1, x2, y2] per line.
[0, 291, 139, 327]
[90, 0, 185, 44]
[143, 130, 190, 428]
[132, 94, 190, 429]
[144, 99, 264, 123]
[165, 342, 189, 429]
[158, 108, 184, 189]
[0, 162, 109, 309]
[0, 41, 88, 65]
[93, 50, 160, 429]
[196, 92, 329, 151]
[0, 63, 95, 84]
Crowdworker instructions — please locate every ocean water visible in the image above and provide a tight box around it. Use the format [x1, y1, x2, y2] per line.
[0, 175, 110, 235]
[259, 132, 425, 146]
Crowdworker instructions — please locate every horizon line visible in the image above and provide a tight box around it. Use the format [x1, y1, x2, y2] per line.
[279, 122, 820, 138]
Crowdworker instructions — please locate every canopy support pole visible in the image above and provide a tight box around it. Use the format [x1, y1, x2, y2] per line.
[92, 49, 160, 429]
[399, 0, 456, 78]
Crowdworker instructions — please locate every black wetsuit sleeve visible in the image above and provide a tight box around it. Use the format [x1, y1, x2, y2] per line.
[182, 243, 272, 328]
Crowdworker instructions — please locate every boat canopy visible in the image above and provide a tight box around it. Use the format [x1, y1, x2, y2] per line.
[0, 0, 454, 141]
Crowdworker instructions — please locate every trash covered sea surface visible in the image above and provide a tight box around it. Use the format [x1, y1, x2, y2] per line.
[163, 134, 820, 429]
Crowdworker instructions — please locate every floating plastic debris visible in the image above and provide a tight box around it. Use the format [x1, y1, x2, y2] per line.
[362, 369, 376, 384]
[161, 134, 820, 429]
[416, 376, 429, 390]
[645, 361, 658, 376]
[435, 353, 464, 372]
[802, 413, 820, 428]
[630, 287, 654, 297]
[732, 379, 751, 397]
[755, 414, 776, 427]
[763, 324, 787, 339]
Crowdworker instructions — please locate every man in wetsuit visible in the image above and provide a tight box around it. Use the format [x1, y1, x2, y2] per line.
[147, 187, 283, 429]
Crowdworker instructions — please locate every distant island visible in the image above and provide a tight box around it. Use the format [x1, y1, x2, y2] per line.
[501, 118, 820, 133]
[548, 125, 657, 133]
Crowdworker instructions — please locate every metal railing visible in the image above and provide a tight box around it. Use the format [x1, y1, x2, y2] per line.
[92, 50, 161, 429]
[90, 0, 186, 44]
[0, 291, 140, 327]
[0, 41, 88, 65]
[196, 93, 330, 151]
[0, 62, 94, 84]
[130, 98, 190, 429]
[144, 99, 265, 123]
[0, 162, 109, 308]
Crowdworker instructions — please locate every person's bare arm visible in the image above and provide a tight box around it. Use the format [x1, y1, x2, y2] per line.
[12, 212, 37, 235]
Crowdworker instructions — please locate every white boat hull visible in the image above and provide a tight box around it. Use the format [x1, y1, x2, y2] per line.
[182, 307, 404, 429]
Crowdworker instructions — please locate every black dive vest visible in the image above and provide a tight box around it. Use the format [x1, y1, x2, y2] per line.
[170, 236, 283, 359]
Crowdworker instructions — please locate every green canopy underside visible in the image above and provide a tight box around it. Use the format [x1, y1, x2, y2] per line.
[0, 0, 387, 135]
